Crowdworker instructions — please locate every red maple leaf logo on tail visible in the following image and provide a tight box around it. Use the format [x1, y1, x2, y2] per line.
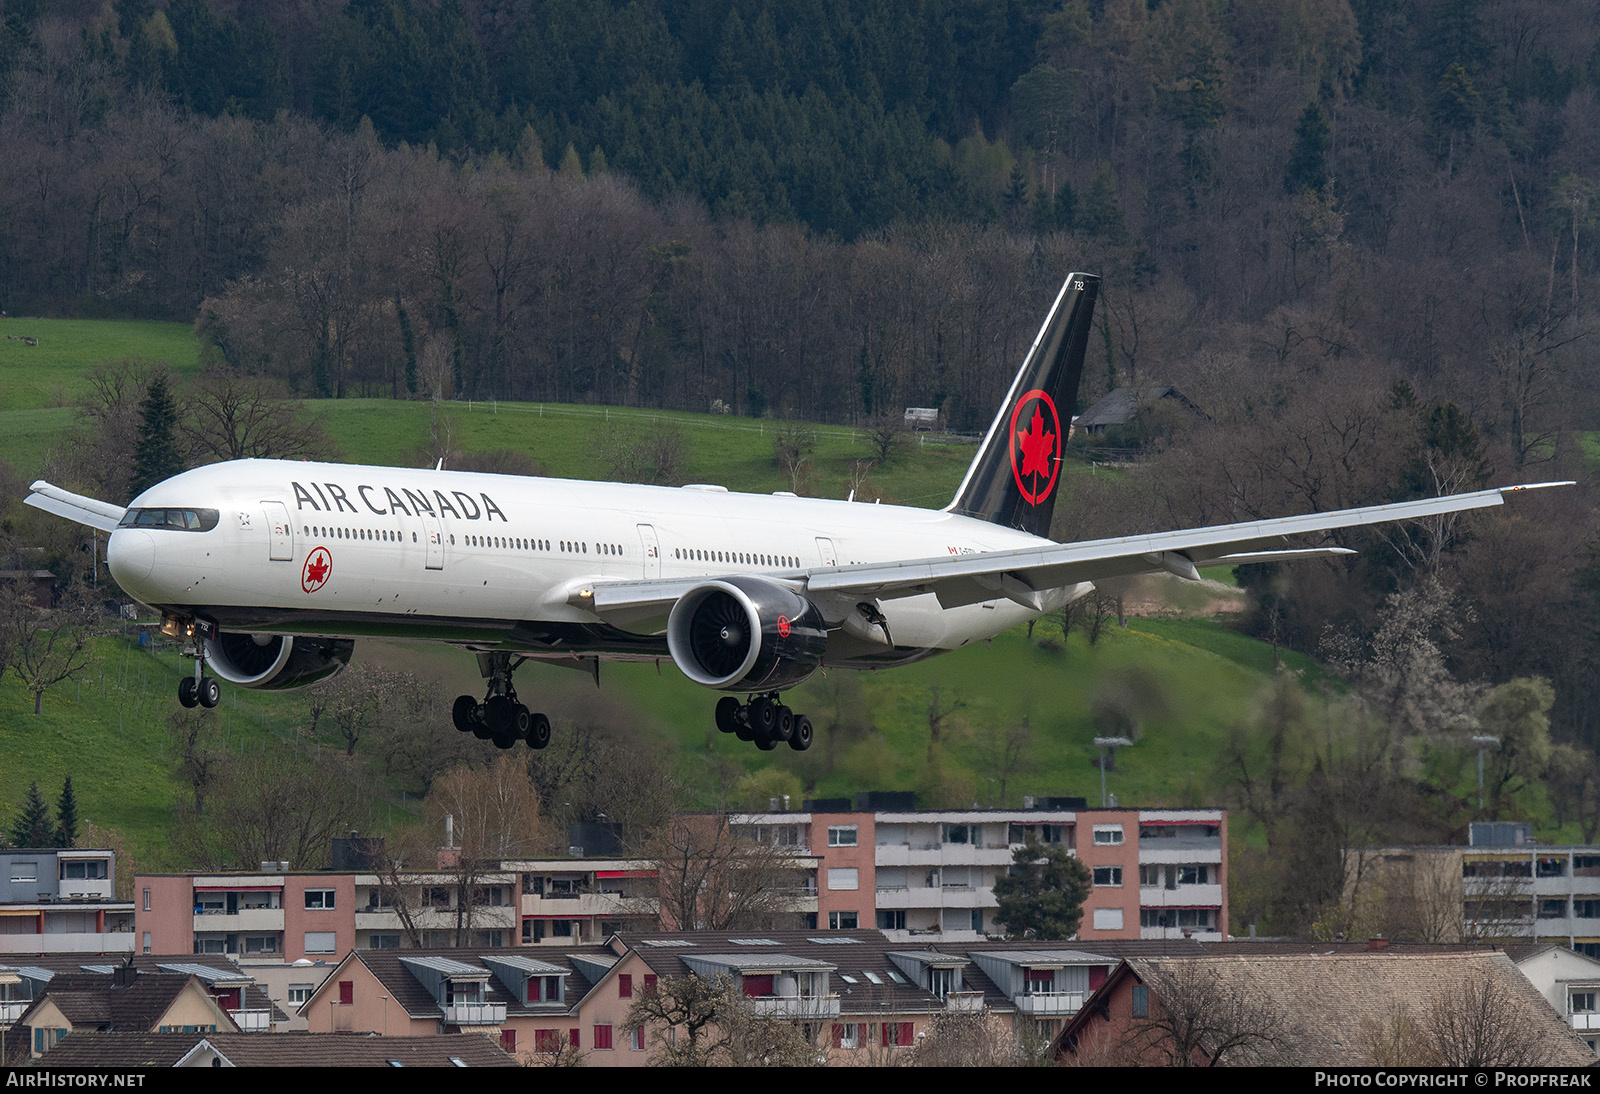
[1017, 408, 1056, 480]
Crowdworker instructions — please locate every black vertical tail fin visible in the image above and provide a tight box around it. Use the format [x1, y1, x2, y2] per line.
[946, 272, 1099, 538]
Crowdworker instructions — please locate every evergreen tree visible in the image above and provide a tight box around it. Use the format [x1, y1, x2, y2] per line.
[131, 374, 183, 499]
[1284, 100, 1331, 195]
[992, 836, 1092, 939]
[9, 781, 52, 848]
[56, 776, 79, 848]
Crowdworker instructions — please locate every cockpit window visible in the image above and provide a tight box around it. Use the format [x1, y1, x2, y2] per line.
[118, 508, 220, 532]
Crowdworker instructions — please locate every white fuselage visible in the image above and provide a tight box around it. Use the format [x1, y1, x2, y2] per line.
[106, 459, 1065, 664]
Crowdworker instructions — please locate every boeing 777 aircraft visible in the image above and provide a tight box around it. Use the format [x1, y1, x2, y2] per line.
[26, 273, 1567, 753]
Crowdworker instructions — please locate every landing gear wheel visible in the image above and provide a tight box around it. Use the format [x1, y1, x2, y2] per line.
[750, 697, 777, 736]
[472, 719, 494, 740]
[715, 696, 743, 734]
[773, 704, 794, 742]
[513, 703, 532, 739]
[735, 722, 755, 742]
[484, 695, 514, 737]
[178, 677, 199, 708]
[452, 695, 478, 733]
[788, 715, 814, 751]
[526, 713, 552, 750]
[198, 677, 221, 708]
[754, 731, 778, 751]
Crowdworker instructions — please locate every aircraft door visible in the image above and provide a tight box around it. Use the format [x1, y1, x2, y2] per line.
[637, 524, 660, 579]
[815, 537, 838, 567]
[421, 514, 444, 570]
[263, 501, 294, 561]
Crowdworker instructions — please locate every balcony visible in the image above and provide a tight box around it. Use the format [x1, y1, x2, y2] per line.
[443, 1001, 507, 1026]
[1572, 1013, 1600, 1032]
[945, 991, 985, 1014]
[0, 932, 135, 954]
[230, 1008, 272, 1032]
[1138, 885, 1223, 908]
[874, 843, 1014, 868]
[1015, 991, 1086, 1016]
[521, 893, 655, 918]
[747, 994, 841, 1020]
[0, 1001, 28, 1024]
[1141, 927, 1224, 942]
[192, 908, 284, 933]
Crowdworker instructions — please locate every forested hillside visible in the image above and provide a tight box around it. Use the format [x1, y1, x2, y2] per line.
[3, 1, 1600, 929]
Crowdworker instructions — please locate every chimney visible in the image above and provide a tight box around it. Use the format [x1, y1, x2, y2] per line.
[1368, 937, 1391, 952]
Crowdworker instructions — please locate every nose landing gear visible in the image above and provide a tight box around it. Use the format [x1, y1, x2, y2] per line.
[452, 652, 553, 750]
[176, 648, 221, 709]
[715, 693, 812, 751]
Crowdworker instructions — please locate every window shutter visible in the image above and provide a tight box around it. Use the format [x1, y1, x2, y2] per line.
[569, 1028, 579, 1048]
[899, 1022, 913, 1045]
[643, 973, 657, 995]
[832, 1023, 843, 1048]
[338, 980, 353, 1005]
[619, 973, 633, 998]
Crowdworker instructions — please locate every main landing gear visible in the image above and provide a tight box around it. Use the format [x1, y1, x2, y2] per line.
[715, 693, 813, 752]
[452, 652, 552, 751]
[176, 648, 221, 709]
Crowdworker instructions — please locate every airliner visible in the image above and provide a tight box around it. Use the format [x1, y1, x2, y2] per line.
[26, 273, 1567, 753]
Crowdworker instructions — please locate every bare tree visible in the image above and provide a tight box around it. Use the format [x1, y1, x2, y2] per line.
[182, 367, 330, 463]
[643, 815, 809, 931]
[623, 973, 822, 1067]
[423, 754, 556, 862]
[0, 582, 95, 715]
[912, 1009, 1051, 1067]
[1423, 977, 1545, 1067]
[172, 753, 366, 870]
[1123, 961, 1291, 1066]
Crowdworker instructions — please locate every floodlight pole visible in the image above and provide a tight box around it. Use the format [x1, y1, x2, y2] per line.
[1093, 736, 1134, 808]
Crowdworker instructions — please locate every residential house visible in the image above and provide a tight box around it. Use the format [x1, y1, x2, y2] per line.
[1055, 951, 1595, 1067]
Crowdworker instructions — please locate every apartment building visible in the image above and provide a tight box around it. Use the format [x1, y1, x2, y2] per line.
[1349, 823, 1600, 961]
[0, 848, 134, 956]
[733, 798, 1228, 942]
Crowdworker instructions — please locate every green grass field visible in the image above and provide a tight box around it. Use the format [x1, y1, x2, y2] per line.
[0, 316, 201, 412]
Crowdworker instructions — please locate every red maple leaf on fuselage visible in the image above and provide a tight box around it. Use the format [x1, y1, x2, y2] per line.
[306, 555, 329, 585]
[1016, 407, 1056, 481]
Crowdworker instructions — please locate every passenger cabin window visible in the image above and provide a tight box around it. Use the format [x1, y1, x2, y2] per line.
[119, 508, 220, 532]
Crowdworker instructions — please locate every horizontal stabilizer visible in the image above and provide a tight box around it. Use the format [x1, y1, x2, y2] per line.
[25, 481, 125, 533]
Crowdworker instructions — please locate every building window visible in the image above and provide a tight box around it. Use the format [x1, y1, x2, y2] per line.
[1024, 969, 1055, 994]
[829, 911, 858, 929]
[1131, 985, 1149, 1018]
[1092, 825, 1123, 845]
[1093, 866, 1123, 887]
[500, 1030, 516, 1054]
[368, 934, 400, 949]
[289, 984, 314, 1006]
[833, 1023, 859, 1049]
[1176, 865, 1209, 885]
[876, 910, 906, 930]
[305, 889, 336, 910]
[142, 932, 151, 954]
[143, 888, 151, 911]
[619, 974, 633, 998]
[643, 974, 657, 995]
[338, 981, 354, 1005]
[942, 824, 972, 845]
[1573, 992, 1597, 1014]
[828, 867, 859, 891]
[1539, 899, 1567, 919]
[244, 935, 279, 954]
[1092, 908, 1124, 931]
[971, 909, 983, 933]
[10, 863, 36, 884]
[534, 1030, 561, 1054]
[631, 1026, 646, 1051]
[305, 931, 336, 954]
[828, 826, 858, 847]
[882, 1021, 913, 1047]
[594, 1024, 614, 1050]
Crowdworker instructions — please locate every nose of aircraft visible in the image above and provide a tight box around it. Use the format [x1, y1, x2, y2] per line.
[107, 529, 155, 587]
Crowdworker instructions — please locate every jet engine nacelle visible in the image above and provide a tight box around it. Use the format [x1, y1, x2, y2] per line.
[666, 577, 828, 691]
[204, 632, 354, 690]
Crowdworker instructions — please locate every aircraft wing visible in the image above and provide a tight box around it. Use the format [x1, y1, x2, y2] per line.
[24, 481, 126, 533]
[576, 482, 1571, 621]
